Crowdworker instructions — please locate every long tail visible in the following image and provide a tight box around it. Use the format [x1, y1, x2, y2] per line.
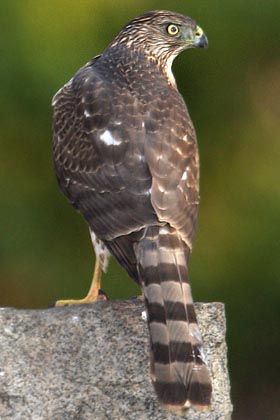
[135, 225, 212, 413]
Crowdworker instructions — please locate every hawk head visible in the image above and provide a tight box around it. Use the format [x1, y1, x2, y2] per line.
[111, 10, 208, 64]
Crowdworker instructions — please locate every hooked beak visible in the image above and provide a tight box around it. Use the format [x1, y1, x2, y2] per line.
[193, 26, 208, 49]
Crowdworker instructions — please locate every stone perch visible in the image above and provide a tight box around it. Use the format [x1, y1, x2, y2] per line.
[0, 300, 232, 420]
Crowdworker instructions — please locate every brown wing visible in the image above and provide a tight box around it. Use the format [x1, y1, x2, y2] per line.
[53, 52, 199, 276]
[52, 55, 160, 279]
[144, 89, 200, 251]
[53, 60, 157, 233]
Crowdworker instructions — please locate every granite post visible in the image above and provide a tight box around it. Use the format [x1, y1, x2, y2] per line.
[0, 300, 232, 420]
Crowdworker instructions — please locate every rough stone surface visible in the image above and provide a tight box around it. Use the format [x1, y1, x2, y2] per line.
[0, 300, 232, 420]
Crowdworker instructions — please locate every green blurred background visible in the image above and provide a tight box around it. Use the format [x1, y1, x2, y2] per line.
[1, 1, 279, 419]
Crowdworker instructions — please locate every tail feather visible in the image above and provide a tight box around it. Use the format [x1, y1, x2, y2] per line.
[135, 225, 212, 413]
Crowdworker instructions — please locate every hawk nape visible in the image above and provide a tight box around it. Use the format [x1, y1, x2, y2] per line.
[52, 10, 211, 414]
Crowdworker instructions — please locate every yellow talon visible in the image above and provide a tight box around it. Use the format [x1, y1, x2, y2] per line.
[55, 259, 106, 307]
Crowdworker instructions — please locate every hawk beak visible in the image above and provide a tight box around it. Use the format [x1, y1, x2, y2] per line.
[193, 26, 208, 49]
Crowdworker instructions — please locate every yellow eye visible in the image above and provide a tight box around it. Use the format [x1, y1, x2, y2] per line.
[167, 24, 180, 36]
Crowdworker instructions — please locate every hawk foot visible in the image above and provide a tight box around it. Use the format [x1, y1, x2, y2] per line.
[53, 259, 106, 307]
[54, 288, 108, 307]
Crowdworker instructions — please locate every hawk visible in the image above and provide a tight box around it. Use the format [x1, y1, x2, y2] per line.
[52, 10, 211, 413]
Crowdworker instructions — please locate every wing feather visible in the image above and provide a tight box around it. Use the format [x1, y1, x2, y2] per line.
[52, 57, 158, 245]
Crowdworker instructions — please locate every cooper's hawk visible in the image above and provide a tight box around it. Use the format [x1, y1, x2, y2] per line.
[52, 10, 211, 413]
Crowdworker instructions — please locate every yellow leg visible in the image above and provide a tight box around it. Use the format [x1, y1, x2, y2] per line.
[55, 259, 106, 306]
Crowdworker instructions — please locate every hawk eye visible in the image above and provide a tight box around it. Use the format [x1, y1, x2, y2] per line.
[167, 24, 180, 36]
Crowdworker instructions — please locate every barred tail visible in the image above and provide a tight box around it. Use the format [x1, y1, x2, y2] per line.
[135, 225, 212, 413]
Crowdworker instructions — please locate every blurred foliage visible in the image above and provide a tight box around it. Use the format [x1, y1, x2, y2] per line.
[0, 1, 279, 419]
